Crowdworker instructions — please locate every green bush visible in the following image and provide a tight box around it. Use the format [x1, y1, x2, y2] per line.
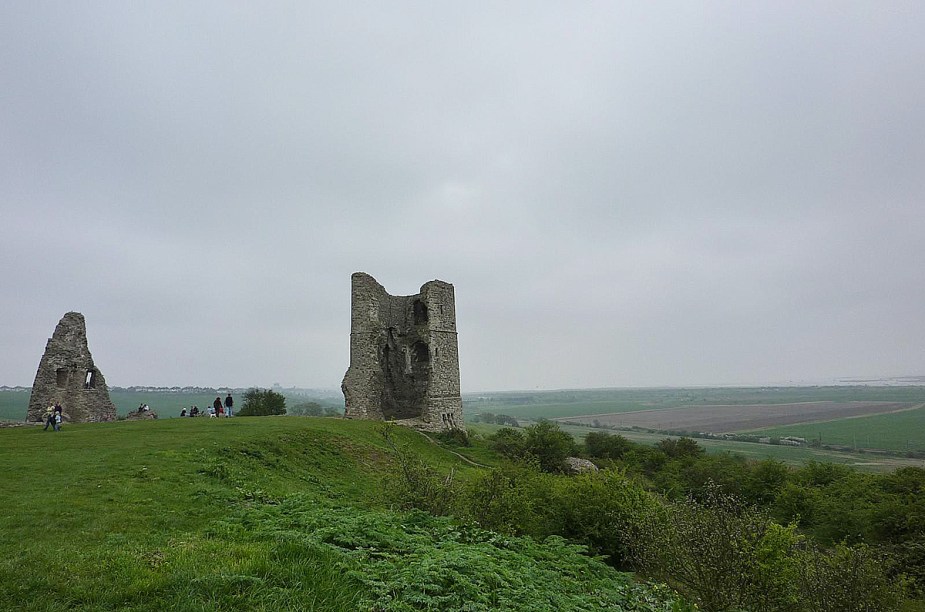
[539, 468, 655, 567]
[626, 483, 800, 611]
[379, 423, 457, 515]
[523, 420, 577, 473]
[458, 462, 654, 567]
[793, 542, 907, 611]
[460, 467, 534, 535]
[435, 427, 471, 447]
[656, 437, 704, 460]
[584, 431, 632, 459]
[237, 388, 287, 416]
[743, 459, 791, 505]
[488, 427, 527, 459]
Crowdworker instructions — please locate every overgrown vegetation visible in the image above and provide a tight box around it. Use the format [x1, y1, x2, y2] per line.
[2, 412, 922, 611]
[0, 418, 685, 610]
[486, 420, 578, 472]
[454, 423, 921, 610]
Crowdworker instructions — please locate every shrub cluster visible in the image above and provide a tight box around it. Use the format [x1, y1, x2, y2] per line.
[384, 422, 916, 611]
[469, 412, 519, 426]
[487, 420, 577, 472]
[237, 388, 287, 416]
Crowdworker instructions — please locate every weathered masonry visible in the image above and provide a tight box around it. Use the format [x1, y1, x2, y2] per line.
[27, 312, 116, 423]
[341, 272, 463, 431]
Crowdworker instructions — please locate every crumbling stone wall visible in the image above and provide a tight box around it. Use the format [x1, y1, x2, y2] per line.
[26, 312, 116, 423]
[342, 273, 463, 431]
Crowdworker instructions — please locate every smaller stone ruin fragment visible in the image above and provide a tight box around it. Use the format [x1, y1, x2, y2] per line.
[26, 312, 117, 423]
[341, 272, 463, 431]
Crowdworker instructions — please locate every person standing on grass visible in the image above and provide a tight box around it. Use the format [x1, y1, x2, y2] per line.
[224, 393, 234, 417]
[43, 406, 55, 431]
[53, 411, 62, 431]
[213, 396, 223, 417]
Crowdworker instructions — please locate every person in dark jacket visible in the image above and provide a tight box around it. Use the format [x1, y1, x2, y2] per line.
[224, 393, 234, 417]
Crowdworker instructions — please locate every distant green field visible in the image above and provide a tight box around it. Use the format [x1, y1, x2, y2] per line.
[464, 387, 925, 461]
[0, 391, 29, 421]
[464, 386, 925, 421]
[468, 400, 667, 421]
[0, 390, 226, 421]
[0, 389, 339, 421]
[745, 404, 925, 452]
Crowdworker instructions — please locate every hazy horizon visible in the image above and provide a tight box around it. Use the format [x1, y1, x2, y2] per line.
[5, 374, 925, 394]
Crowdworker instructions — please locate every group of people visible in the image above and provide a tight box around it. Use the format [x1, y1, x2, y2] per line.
[43, 403, 63, 431]
[180, 394, 234, 418]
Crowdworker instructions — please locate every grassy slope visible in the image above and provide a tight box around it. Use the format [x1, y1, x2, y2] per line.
[0, 418, 455, 610]
[0, 417, 680, 611]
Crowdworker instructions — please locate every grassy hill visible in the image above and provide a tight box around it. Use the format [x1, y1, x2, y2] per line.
[0, 417, 683, 611]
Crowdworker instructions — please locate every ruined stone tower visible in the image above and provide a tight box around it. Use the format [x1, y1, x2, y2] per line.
[341, 273, 463, 431]
[27, 312, 117, 423]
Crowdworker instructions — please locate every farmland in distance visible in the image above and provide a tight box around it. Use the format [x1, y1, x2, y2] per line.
[464, 386, 925, 464]
[743, 404, 925, 453]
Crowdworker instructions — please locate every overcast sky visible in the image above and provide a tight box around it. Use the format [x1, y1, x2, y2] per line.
[2, 2, 924, 391]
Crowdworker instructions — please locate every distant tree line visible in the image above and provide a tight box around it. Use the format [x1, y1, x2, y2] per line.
[287, 400, 341, 417]
[235, 390, 343, 418]
[468, 412, 519, 427]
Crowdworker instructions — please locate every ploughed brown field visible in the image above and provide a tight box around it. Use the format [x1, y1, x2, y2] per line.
[557, 401, 918, 433]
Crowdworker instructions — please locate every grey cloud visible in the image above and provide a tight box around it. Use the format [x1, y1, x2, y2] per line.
[2, 2, 924, 390]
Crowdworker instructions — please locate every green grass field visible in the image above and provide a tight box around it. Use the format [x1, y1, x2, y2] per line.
[0, 390, 29, 421]
[0, 390, 337, 422]
[745, 404, 925, 453]
[0, 390, 217, 421]
[7, 384, 925, 471]
[0, 416, 687, 611]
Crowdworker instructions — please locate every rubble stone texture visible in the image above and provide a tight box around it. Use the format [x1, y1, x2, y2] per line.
[564, 457, 600, 475]
[26, 312, 117, 423]
[342, 272, 463, 431]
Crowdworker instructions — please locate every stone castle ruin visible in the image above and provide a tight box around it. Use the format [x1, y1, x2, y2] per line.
[342, 273, 463, 431]
[27, 312, 116, 423]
